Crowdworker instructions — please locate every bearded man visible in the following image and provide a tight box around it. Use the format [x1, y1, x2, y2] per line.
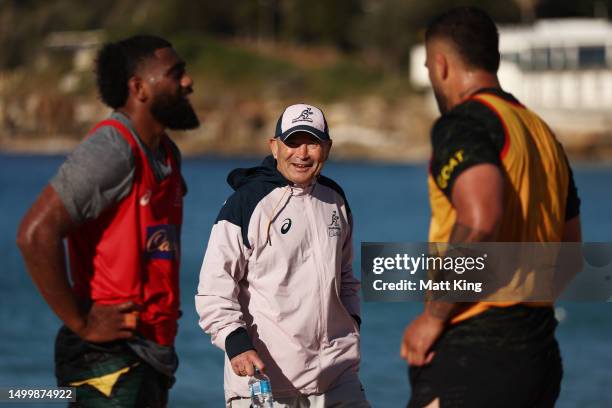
[17, 35, 200, 407]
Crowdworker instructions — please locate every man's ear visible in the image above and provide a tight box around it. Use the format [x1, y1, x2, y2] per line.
[435, 53, 449, 81]
[127, 76, 148, 103]
[268, 138, 278, 159]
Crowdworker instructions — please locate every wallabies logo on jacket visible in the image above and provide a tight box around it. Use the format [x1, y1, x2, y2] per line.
[328, 211, 341, 237]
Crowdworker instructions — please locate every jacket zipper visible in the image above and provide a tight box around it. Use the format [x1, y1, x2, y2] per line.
[304, 191, 329, 345]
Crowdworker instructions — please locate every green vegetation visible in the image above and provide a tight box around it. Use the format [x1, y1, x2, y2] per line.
[169, 34, 394, 101]
[5, 0, 612, 70]
[2, 0, 611, 101]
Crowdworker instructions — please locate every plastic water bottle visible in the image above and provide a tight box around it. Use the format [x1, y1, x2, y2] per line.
[248, 368, 274, 408]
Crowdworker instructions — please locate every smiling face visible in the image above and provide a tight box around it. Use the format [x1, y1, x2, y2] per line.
[269, 132, 332, 187]
[140, 47, 200, 130]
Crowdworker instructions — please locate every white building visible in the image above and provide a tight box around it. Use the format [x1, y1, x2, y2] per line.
[410, 19, 612, 133]
[44, 30, 104, 72]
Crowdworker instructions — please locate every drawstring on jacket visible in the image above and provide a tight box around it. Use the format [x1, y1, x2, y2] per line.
[226, 155, 321, 249]
[263, 182, 318, 247]
[264, 186, 292, 247]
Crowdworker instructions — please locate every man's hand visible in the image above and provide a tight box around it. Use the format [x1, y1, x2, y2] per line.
[76, 301, 140, 343]
[400, 312, 446, 366]
[230, 350, 265, 377]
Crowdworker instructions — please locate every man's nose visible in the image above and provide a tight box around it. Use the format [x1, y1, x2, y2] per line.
[295, 143, 309, 157]
[181, 73, 193, 89]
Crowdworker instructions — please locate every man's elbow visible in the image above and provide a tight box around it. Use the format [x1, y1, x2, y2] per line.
[17, 186, 71, 255]
[16, 218, 36, 254]
[16, 215, 54, 256]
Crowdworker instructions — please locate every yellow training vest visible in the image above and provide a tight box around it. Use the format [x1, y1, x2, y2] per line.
[427, 92, 570, 323]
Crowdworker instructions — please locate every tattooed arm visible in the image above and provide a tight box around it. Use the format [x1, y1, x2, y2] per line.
[401, 164, 503, 364]
[425, 163, 503, 319]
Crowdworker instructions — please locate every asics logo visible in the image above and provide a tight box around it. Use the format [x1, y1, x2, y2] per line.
[281, 218, 292, 234]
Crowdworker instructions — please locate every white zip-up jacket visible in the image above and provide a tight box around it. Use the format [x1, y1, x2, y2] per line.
[195, 156, 361, 403]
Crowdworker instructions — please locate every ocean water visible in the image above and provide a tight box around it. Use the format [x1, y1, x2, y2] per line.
[0, 154, 611, 407]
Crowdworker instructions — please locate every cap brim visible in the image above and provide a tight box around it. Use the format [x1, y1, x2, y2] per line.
[277, 125, 330, 142]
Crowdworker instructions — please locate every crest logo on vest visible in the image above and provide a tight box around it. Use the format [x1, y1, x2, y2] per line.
[328, 210, 341, 237]
[140, 190, 152, 206]
[146, 225, 179, 259]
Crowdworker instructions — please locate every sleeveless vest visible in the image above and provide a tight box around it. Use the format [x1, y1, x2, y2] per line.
[428, 93, 569, 323]
[68, 119, 183, 345]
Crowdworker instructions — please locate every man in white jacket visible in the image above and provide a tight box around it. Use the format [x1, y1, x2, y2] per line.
[196, 104, 370, 407]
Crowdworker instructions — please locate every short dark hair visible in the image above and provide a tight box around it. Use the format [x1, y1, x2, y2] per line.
[425, 7, 500, 73]
[95, 35, 172, 109]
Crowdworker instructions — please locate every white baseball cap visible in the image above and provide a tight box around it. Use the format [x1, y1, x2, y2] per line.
[274, 103, 330, 141]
